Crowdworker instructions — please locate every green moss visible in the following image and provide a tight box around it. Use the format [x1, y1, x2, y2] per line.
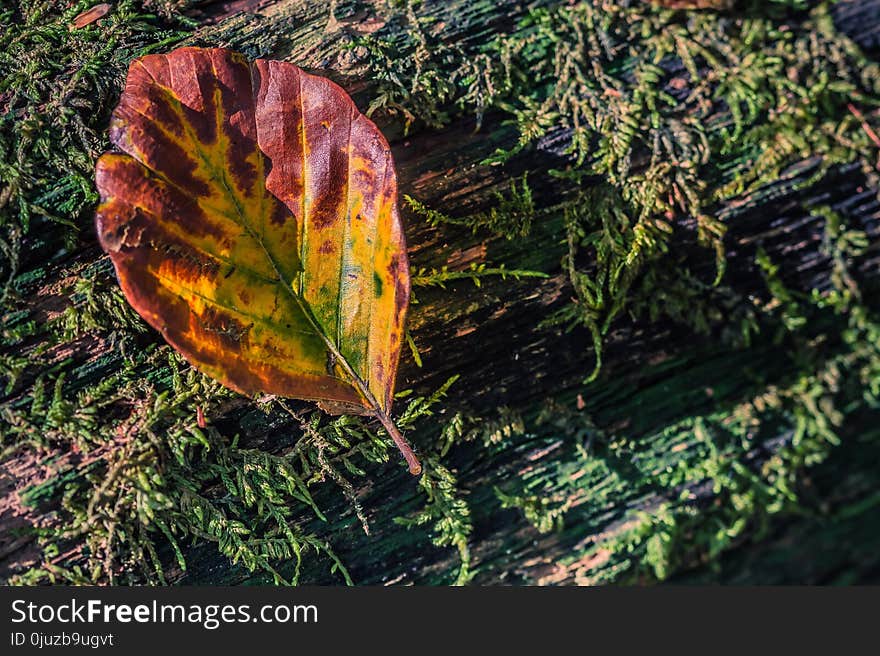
[405, 174, 535, 240]
[411, 263, 547, 290]
[0, 1, 192, 302]
[494, 203, 880, 583]
[361, 0, 879, 382]
[2, 0, 880, 586]
[4, 342, 471, 584]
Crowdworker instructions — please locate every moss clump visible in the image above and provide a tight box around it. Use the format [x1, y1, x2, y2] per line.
[405, 174, 535, 240]
[494, 203, 880, 582]
[2, 0, 880, 586]
[366, 0, 879, 382]
[0, 1, 193, 303]
[5, 329, 471, 584]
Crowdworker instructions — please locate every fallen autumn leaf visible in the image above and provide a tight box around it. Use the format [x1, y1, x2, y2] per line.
[95, 47, 419, 474]
[71, 3, 111, 29]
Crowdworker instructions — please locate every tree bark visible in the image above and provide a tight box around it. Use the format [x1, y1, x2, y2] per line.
[2, 0, 880, 585]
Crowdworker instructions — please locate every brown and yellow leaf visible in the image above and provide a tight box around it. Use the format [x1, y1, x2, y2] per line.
[649, 0, 734, 9]
[95, 47, 418, 472]
[71, 3, 111, 29]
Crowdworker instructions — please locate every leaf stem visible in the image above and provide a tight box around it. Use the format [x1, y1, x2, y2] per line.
[322, 344, 421, 475]
[373, 407, 422, 476]
[288, 283, 422, 475]
[263, 247, 421, 476]
[214, 157, 420, 476]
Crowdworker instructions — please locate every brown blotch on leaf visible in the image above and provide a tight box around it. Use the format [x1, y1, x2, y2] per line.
[196, 306, 252, 349]
[268, 200, 291, 227]
[140, 89, 187, 140]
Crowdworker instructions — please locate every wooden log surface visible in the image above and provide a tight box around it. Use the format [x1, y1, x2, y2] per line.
[1, 0, 880, 585]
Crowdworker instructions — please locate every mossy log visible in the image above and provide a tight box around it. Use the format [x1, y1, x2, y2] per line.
[1, 0, 880, 585]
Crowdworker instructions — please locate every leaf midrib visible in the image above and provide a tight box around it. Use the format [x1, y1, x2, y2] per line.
[136, 58, 385, 413]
